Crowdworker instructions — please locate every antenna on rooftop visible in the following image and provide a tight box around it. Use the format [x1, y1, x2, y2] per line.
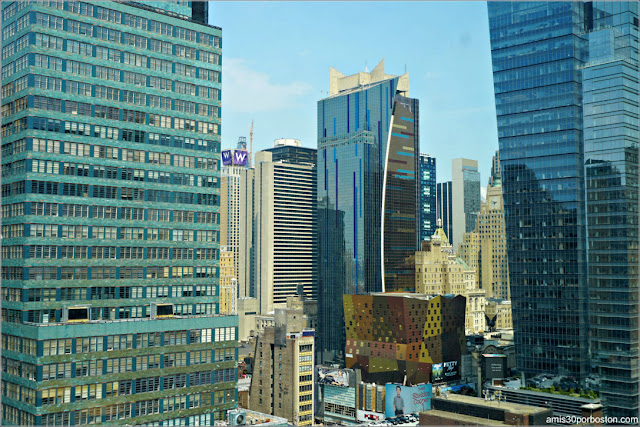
[405, 64, 407, 74]
[365, 60, 369, 73]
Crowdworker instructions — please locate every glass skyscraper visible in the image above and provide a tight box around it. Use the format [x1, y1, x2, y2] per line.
[317, 61, 419, 363]
[419, 154, 436, 242]
[1, 1, 237, 425]
[582, 2, 638, 418]
[436, 181, 453, 243]
[488, 1, 638, 418]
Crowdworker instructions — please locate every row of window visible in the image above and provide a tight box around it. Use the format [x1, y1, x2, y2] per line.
[3, 180, 220, 207]
[5, 223, 216, 242]
[10, 302, 219, 324]
[7, 245, 218, 261]
[2, 121, 219, 155]
[2, 285, 216, 302]
[1, 202, 218, 224]
[8, 159, 219, 189]
[3, 17, 220, 65]
[3, 1, 221, 48]
[2, 265, 218, 281]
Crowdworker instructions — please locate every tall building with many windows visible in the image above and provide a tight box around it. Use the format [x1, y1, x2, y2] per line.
[436, 181, 453, 245]
[1, 1, 238, 425]
[317, 60, 419, 363]
[254, 140, 317, 315]
[451, 158, 480, 251]
[488, 1, 638, 417]
[220, 140, 254, 299]
[418, 154, 436, 242]
[581, 2, 638, 418]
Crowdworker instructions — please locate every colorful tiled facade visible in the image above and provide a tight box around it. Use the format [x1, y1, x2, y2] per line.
[343, 293, 465, 385]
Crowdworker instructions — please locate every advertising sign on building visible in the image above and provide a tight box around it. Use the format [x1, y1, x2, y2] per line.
[317, 367, 349, 387]
[432, 363, 444, 382]
[444, 360, 459, 379]
[384, 384, 432, 418]
[222, 150, 233, 165]
[483, 354, 507, 379]
[233, 150, 248, 166]
[357, 410, 384, 422]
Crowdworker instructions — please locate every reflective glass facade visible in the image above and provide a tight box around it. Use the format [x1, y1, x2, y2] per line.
[317, 75, 419, 363]
[436, 181, 453, 242]
[419, 154, 436, 242]
[583, 2, 639, 418]
[489, 2, 639, 418]
[488, 1, 590, 380]
[1, 1, 237, 425]
[383, 95, 419, 292]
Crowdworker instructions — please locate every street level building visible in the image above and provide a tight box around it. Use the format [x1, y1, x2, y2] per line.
[248, 307, 315, 425]
[1, 1, 238, 425]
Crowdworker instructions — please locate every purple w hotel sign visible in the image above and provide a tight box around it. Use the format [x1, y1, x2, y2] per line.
[233, 150, 248, 166]
[222, 150, 232, 165]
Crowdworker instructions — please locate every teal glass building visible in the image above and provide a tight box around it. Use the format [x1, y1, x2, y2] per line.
[316, 63, 419, 363]
[1, 1, 238, 425]
[488, 1, 638, 418]
[418, 154, 436, 242]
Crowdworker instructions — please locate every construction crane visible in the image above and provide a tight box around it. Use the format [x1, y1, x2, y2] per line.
[249, 119, 254, 167]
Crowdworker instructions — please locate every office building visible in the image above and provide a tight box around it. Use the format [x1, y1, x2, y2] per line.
[581, 2, 639, 418]
[220, 141, 254, 299]
[1, 1, 238, 425]
[317, 60, 420, 363]
[459, 153, 510, 299]
[343, 293, 466, 385]
[419, 154, 437, 242]
[219, 246, 237, 315]
[248, 307, 315, 425]
[254, 141, 317, 315]
[488, 2, 639, 417]
[451, 158, 480, 251]
[436, 181, 453, 244]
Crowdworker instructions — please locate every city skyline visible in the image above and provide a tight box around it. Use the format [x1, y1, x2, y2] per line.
[211, 1, 499, 184]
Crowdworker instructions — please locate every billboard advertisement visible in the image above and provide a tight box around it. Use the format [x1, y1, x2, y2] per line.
[444, 360, 459, 380]
[233, 150, 248, 166]
[356, 410, 384, 422]
[222, 150, 233, 165]
[432, 363, 443, 382]
[483, 354, 507, 379]
[317, 367, 349, 387]
[384, 384, 432, 418]
[432, 361, 458, 382]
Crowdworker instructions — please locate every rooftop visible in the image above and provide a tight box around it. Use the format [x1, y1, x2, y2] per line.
[433, 393, 551, 415]
[325, 59, 409, 98]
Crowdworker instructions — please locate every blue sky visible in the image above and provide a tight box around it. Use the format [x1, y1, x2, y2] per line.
[210, 1, 498, 186]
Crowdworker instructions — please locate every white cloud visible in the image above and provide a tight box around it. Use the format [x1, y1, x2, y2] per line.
[481, 186, 487, 202]
[222, 58, 313, 113]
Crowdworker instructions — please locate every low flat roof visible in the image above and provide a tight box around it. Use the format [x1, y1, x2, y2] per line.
[434, 393, 550, 415]
[421, 409, 507, 425]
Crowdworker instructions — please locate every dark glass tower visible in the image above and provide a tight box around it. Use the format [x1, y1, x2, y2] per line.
[382, 95, 419, 292]
[317, 61, 419, 363]
[488, 0, 591, 381]
[419, 154, 436, 242]
[436, 181, 453, 243]
[488, 1, 639, 418]
[582, 2, 639, 418]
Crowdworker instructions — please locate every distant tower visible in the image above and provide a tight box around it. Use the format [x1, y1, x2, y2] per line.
[237, 136, 248, 151]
